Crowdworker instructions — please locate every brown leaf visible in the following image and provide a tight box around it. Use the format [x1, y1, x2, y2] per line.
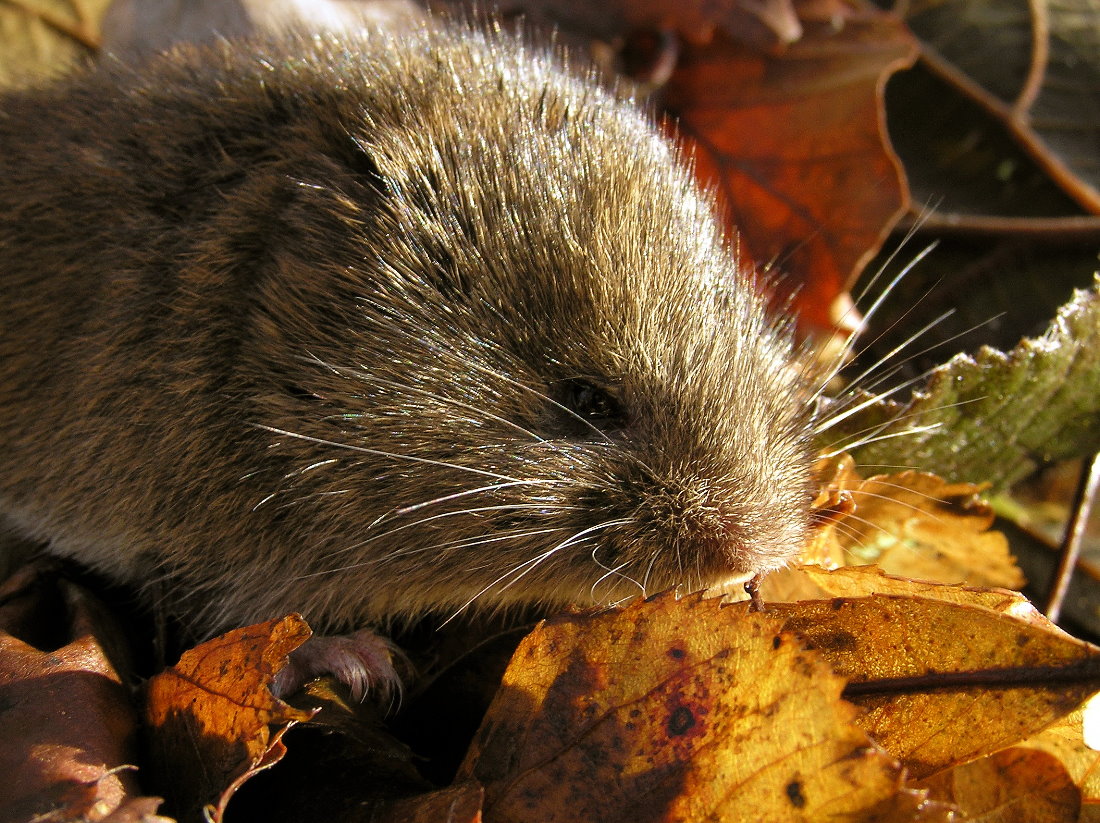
[917, 747, 1081, 822]
[0, 563, 163, 823]
[144, 614, 315, 822]
[458, 592, 922, 822]
[663, 0, 917, 329]
[903, 0, 1100, 214]
[762, 582, 1100, 778]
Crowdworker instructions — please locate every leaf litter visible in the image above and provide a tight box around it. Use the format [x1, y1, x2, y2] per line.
[1, 0, 1099, 821]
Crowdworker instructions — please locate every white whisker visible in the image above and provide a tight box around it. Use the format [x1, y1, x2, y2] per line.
[255, 424, 520, 482]
[394, 479, 568, 516]
[438, 518, 633, 626]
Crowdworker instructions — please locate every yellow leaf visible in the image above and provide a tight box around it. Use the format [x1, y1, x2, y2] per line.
[458, 592, 923, 822]
[836, 470, 1023, 590]
[917, 748, 1080, 822]
[761, 580, 1100, 778]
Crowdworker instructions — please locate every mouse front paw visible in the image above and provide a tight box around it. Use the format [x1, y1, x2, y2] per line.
[273, 628, 402, 704]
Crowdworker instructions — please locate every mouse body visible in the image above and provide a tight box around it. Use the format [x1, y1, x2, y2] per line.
[0, 21, 814, 646]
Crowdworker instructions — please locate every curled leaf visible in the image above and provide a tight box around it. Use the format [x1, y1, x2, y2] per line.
[144, 614, 315, 821]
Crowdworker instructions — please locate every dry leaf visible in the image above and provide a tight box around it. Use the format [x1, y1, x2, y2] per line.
[916, 747, 1080, 822]
[834, 471, 1023, 589]
[144, 614, 315, 822]
[761, 458, 1023, 601]
[458, 592, 924, 822]
[1019, 704, 1100, 805]
[663, 0, 917, 329]
[762, 582, 1100, 778]
[0, 563, 162, 823]
[792, 565, 1037, 617]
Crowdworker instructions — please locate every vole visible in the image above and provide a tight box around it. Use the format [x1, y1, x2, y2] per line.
[0, 20, 815, 694]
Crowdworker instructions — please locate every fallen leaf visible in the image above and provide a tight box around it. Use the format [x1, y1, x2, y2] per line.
[144, 614, 315, 822]
[458, 592, 924, 822]
[916, 747, 1081, 822]
[0, 563, 162, 823]
[833, 471, 1023, 589]
[762, 459, 1021, 600]
[788, 565, 1038, 617]
[663, 0, 917, 330]
[761, 584, 1100, 778]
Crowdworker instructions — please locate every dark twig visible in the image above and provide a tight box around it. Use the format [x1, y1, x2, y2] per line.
[1045, 452, 1100, 622]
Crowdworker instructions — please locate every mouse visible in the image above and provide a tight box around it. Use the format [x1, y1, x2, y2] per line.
[0, 19, 816, 696]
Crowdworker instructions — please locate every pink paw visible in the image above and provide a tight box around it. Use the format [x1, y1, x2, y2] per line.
[273, 628, 402, 704]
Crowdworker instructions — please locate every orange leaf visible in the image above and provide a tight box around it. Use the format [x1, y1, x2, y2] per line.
[663, 0, 917, 330]
[144, 614, 315, 822]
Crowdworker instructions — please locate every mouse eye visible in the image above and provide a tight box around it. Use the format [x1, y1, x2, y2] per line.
[558, 379, 627, 431]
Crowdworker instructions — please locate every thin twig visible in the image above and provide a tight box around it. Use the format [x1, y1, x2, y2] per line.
[1045, 452, 1100, 622]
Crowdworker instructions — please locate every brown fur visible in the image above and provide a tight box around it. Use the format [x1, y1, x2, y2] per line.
[0, 22, 814, 637]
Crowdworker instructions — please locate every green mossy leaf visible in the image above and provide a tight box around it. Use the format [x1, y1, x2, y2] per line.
[829, 275, 1100, 488]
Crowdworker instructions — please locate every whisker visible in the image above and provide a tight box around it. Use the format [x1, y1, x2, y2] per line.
[819, 423, 942, 457]
[393, 479, 569, 516]
[438, 518, 633, 626]
[809, 242, 939, 403]
[589, 550, 643, 602]
[302, 354, 547, 444]
[255, 424, 520, 482]
[829, 309, 954, 405]
[825, 313, 1002, 421]
[841, 488, 950, 525]
[380, 526, 569, 563]
[812, 368, 942, 435]
[316, 502, 580, 564]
